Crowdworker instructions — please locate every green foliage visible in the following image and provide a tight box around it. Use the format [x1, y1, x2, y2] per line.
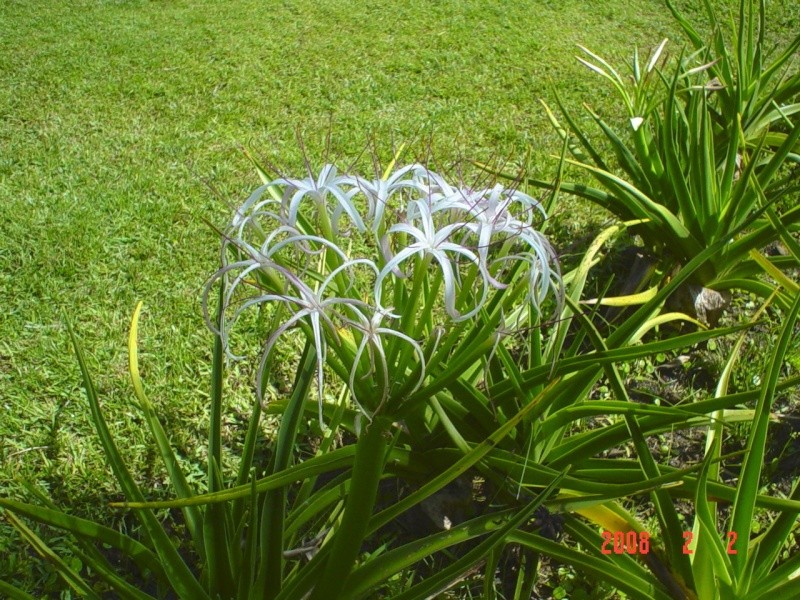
[5, 166, 800, 598]
[0, 0, 679, 590]
[2, 1, 800, 598]
[493, 0, 800, 290]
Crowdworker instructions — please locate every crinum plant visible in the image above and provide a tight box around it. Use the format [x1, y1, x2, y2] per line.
[5, 157, 797, 599]
[191, 160, 788, 600]
[207, 161, 562, 426]
[201, 160, 564, 598]
[0, 159, 563, 599]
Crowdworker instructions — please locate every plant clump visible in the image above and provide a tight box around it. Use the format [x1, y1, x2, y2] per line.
[205, 162, 562, 422]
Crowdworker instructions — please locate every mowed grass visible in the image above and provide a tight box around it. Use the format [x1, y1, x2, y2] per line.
[1, 0, 796, 592]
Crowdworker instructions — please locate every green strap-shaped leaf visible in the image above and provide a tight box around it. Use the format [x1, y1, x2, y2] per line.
[694, 440, 736, 594]
[4, 510, 100, 599]
[0, 498, 165, 581]
[204, 280, 234, 596]
[357, 470, 569, 600]
[68, 324, 210, 600]
[255, 342, 317, 599]
[0, 581, 37, 600]
[744, 542, 800, 600]
[584, 108, 650, 191]
[367, 379, 562, 538]
[566, 295, 694, 588]
[307, 416, 393, 600]
[549, 375, 800, 470]
[730, 292, 800, 579]
[110, 445, 361, 509]
[67, 544, 157, 600]
[512, 528, 672, 600]
[128, 302, 205, 557]
[491, 322, 753, 402]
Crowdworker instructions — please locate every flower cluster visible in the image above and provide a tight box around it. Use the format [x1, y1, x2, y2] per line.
[204, 164, 562, 421]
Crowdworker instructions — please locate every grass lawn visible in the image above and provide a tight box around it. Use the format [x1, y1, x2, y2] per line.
[1, 0, 797, 593]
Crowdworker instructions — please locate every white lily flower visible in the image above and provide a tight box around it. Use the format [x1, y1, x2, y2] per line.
[423, 184, 557, 301]
[276, 164, 365, 233]
[410, 165, 462, 204]
[246, 259, 376, 424]
[223, 194, 290, 271]
[453, 185, 544, 256]
[348, 164, 425, 234]
[493, 241, 563, 315]
[376, 200, 489, 322]
[205, 231, 356, 362]
[344, 307, 426, 418]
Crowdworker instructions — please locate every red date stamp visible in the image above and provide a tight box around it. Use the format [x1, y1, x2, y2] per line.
[682, 531, 738, 555]
[600, 530, 651, 554]
[600, 531, 739, 555]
